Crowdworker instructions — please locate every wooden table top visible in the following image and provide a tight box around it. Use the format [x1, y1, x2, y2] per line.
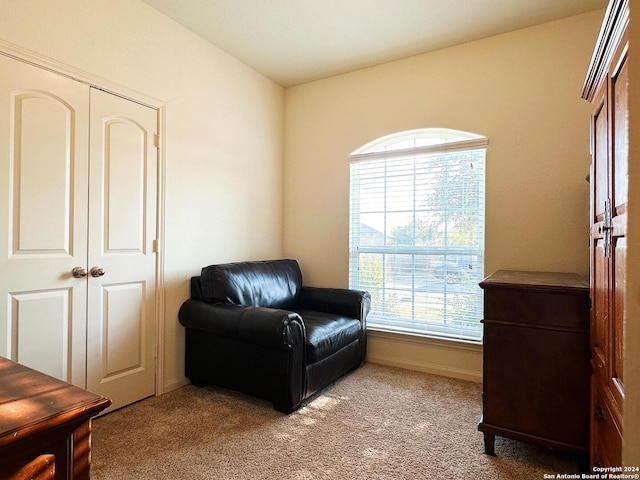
[0, 356, 111, 447]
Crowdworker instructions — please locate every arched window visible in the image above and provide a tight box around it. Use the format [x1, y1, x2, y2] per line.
[349, 128, 487, 341]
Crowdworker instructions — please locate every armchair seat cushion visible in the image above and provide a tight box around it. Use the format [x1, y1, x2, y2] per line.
[298, 311, 362, 364]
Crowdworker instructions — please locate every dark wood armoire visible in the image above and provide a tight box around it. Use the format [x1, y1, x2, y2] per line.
[581, 0, 629, 468]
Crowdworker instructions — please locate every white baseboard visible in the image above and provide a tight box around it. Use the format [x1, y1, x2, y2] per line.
[366, 329, 483, 383]
[162, 376, 191, 393]
[366, 354, 482, 383]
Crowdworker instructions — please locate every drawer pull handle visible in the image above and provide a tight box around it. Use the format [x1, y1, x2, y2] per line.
[594, 403, 605, 423]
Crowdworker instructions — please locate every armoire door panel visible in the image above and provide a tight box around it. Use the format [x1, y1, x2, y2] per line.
[0, 54, 89, 387]
[592, 378, 622, 467]
[612, 47, 628, 213]
[610, 48, 627, 412]
[591, 239, 608, 376]
[609, 28, 627, 434]
[612, 237, 625, 402]
[592, 93, 608, 219]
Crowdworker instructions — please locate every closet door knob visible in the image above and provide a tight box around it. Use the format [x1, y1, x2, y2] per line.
[90, 266, 105, 278]
[72, 267, 88, 278]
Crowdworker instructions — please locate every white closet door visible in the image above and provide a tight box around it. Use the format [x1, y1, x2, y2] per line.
[0, 55, 159, 413]
[0, 54, 89, 385]
[86, 88, 158, 411]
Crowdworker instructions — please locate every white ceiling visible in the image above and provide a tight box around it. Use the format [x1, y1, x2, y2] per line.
[141, 0, 607, 87]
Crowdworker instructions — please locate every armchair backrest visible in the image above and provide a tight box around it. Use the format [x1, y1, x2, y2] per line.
[199, 259, 303, 309]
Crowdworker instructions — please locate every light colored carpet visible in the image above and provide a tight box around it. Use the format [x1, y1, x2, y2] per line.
[91, 362, 581, 479]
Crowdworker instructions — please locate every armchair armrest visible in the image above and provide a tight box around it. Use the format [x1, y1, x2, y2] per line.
[179, 299, 305, 351]
[298, 287, 371, 321]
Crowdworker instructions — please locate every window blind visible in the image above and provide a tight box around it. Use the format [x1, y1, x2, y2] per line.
[349, 137, 486, 342]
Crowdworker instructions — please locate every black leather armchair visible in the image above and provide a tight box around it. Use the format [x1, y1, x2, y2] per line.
[178, 259, 370, 413]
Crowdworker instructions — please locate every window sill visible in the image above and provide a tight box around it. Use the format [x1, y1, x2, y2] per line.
[366, 326, 483, 352]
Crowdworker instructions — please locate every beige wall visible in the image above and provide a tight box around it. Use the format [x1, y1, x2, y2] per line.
[284, 11, 603, 287]
[0, 0, 285, 391]
[283, 10, 603, 380]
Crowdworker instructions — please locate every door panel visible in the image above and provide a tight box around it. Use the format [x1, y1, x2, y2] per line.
[610, 52, 627, 414]
[103, 119, 147, 252]
[0, 54, 89, 385]
[588, 28, 628, 468]
[86, 88, 157, 411]
[102, 282, 145, 376]
[13, 92, 77, 254]
[612, 237, 625, 399]
[591, 238, 608, 378]
[613, 57, 628, 213]
[592, 94, 608, 220]
[11, 288, 72, 379]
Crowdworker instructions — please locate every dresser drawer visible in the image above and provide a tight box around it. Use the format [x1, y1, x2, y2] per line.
[484, 288, 589, 330]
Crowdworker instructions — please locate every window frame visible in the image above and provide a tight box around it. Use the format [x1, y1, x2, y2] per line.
[349, 128, 488, 343]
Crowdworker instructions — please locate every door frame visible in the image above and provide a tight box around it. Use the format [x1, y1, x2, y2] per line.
[0, 39, 167, 396]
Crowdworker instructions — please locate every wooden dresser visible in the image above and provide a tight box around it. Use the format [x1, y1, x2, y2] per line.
[478, 270, 590, 457]
[0, 357, 111, 479]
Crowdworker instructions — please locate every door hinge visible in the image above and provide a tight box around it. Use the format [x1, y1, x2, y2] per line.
[154, 133, 160, 149]
[153, 343, 158, 359]
[152, 239, 159, 253]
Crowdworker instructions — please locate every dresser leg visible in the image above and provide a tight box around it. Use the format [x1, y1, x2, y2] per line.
[483, 433, 496, 456]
